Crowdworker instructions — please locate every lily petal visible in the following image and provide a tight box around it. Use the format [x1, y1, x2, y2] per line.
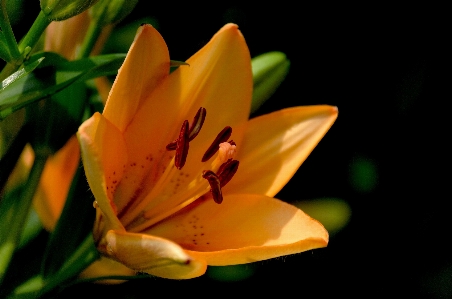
[147, 194, 328, 265]
[157, 22, 252, 181]
[105, 230, 207, 279]
[77, 113, 127, 231]
[115, 24, 252, 225]
[103, 25, 170, 132]
[224, 105, 338, 197]
[33, 136, 80, 230]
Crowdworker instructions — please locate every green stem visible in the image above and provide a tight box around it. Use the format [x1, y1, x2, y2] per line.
[39, 234, 99, 296]
[0, 124, 29, 193]
[0, 152, 48, 286]
[9, 234, 99, 298]
[0, 10, 51, 81]
[76, 18, 102, 59]
[18, 10, 51, 55]
[0, 0, 21, 61]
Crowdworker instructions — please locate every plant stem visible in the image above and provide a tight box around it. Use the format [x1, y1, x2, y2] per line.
[18, 10, 51, 56]
[9, 234, 99, 298]
[77, 18, 102, 59]
[0, 10, 51, 81]
[0, 152, 48, 286]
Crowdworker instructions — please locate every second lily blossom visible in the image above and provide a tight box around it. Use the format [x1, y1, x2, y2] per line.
[78, 23, 337, 279]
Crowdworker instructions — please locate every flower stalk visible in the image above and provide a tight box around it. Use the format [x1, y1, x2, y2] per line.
[0, 11, 51, 81]
[0, 151, 48, 286]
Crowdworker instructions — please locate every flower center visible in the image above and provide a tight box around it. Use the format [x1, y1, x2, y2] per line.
[166, 107, 239, 204]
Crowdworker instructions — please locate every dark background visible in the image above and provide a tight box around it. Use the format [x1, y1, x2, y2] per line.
[9, 1, 450, 298]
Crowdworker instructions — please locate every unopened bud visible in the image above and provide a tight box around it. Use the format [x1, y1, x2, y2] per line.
[40, 0, 100, 21]
[251, 51, 290, 114]
[90, 0, 138, 26]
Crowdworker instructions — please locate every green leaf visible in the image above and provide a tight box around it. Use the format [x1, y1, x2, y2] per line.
[42, 166, 96, 277]
[0, 0, 21, 62]
[0, 155, 47, 285]
[0, 52, 125, 120]
[1, 57, 45, 90]
[0, 35, 13, 62]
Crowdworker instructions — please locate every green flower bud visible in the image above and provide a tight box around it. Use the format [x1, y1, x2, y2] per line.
[251, 51, 290, 114]
[90, 0, 138, 26]
[40, 0, 100, 21]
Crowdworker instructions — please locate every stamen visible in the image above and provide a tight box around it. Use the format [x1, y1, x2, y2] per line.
[166, 107, 206, 151]
[217, 160, 239, 187]
[188, 107, 206, 141]
[202, 126, 232, 162]
[202, 170, 223, 204]
[175, 120, 189, 169]
[166, 141, 176, 151]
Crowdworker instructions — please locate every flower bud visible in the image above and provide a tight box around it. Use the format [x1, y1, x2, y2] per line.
[251, 51, 290, 114]
[40, 0, 99, 21]
[90, 0, 138, 26]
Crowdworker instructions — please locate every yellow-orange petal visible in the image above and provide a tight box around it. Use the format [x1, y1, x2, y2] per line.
[146, 194, 328, 266]
[104, 230, 207, 279]
[33, 136, 80, 231]
[114, 24, 253, 222]
[77, 113, 126, 231]
[224, 105, 338, 197]
[153, 22, 252, 181]
[103, 24, 170, 132]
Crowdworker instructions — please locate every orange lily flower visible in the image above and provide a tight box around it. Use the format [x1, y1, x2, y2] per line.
[77, 23, 338, 280]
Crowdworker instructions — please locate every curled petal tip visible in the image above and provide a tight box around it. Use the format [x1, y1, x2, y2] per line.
[331, 106, 339, 115]
[223, 23, 239, 29]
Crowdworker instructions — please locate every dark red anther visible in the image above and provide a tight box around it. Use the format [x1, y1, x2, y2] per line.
[202, 170, 223, 204]
[188, 107, 206, 141]
[166, 141, 177, 151]
[201, 126, 232, 162]
[166, 107, 206, 151]
[228, 140, 236, 146]
[175, 120, 189, 169]
[217, 160, 239, 187]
